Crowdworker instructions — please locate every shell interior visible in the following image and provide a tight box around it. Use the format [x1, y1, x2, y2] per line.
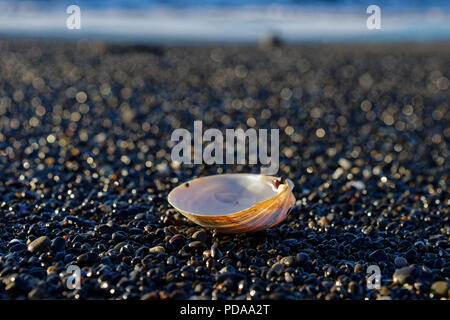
[168, 174, 289, 217]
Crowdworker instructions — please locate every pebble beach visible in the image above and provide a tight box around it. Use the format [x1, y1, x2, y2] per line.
[0, 39, 448, 300]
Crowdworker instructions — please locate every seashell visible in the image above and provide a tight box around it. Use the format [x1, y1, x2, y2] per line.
[168, 174, 295, 233]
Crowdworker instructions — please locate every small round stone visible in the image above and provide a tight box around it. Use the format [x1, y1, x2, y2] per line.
[192, 230, 208, 242]
[394, 256, 408, 268]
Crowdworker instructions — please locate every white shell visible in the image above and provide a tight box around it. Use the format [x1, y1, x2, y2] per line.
[168, 174, 295, 233]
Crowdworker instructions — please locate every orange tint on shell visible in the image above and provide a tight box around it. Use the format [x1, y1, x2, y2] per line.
[168, 175, 295, 233]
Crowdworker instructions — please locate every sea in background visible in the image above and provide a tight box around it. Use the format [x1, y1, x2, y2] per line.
[0, 0, 449, 43]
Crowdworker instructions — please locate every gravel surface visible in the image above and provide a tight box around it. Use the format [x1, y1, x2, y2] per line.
[0, 39, 448, 300]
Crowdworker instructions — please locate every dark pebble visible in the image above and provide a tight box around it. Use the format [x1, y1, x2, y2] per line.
[369, 249, 388, 262]
[211, 243, 223, 259]
[192, 230, 208, 242]
[77, 252, 98, 265]
[9, 243, 28, 253]
[188, 241, 206, 251]
[169, 234, 185, 250]
[216, 272, 246, 283]
[50, 237, 66, 252]
[296, 253, 310, 266]
[405, 249, 417, 261]
[112, 232, 127, 242]
[394, 256, 408, 268]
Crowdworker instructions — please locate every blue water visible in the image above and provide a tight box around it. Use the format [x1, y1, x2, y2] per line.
[0, 0, 449, 42]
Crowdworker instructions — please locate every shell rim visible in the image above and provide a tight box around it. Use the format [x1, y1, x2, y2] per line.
[167, 173, 294, 218]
